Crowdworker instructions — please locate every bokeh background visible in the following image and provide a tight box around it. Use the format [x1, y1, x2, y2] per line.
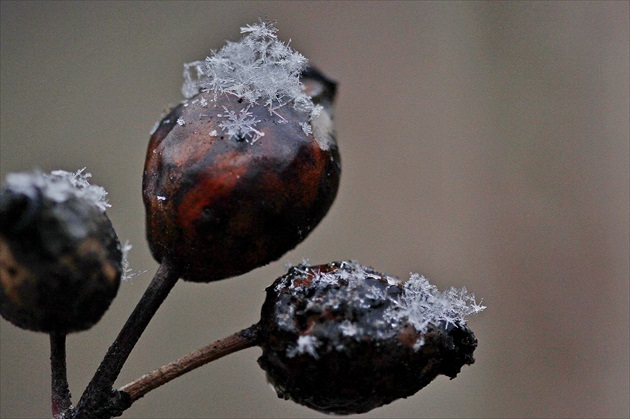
[1, 1, 628, 418]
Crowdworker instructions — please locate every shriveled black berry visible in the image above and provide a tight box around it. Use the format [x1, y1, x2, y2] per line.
[0, 170, 122, 333]
[257, 261, 483, 414]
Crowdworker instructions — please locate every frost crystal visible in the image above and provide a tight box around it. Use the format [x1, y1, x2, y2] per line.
[4, 168, 110, 212]
[181, 20, 318, 142]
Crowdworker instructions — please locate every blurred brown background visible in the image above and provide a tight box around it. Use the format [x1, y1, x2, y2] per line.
[1, 1, 628, 418]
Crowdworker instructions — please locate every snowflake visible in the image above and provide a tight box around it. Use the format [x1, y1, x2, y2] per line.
[217, 106, 265, 143]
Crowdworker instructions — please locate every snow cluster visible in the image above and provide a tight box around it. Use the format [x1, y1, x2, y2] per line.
[279, 261, 485, 357]
[4, 168, 110, 212]
[181, 20, 319, 142]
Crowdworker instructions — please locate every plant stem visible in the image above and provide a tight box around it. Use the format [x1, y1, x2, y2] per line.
[119, 324, 260, 403]
[50, 332, 72, 418]
[74, 262, 179, 418]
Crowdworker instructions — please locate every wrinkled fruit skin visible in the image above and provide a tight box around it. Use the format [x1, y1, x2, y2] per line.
[257, 262, 478, 415]
[143, 71, 340, 282]
[0, 191, 122, 333]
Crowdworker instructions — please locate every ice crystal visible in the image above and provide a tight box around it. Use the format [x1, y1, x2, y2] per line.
[4, 168, 110, 212]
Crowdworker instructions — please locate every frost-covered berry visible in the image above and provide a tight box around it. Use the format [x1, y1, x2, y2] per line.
[257, 261, 484, 414]
[0, 169, 122, 333]
[143, 21, 340, 282]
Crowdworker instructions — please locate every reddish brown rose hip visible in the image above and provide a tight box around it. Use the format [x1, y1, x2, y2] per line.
[143, 73, 340, 282]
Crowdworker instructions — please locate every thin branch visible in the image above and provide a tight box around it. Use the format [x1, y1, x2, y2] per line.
[74, 262, 180, 418]
[119, 324, 260, 403]
[50, 332, 72, 418]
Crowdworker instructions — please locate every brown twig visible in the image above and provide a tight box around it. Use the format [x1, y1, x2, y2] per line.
[120, 324, 260, 403]
[50, 332, 72, 418]
[73, 262, 180, 418]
